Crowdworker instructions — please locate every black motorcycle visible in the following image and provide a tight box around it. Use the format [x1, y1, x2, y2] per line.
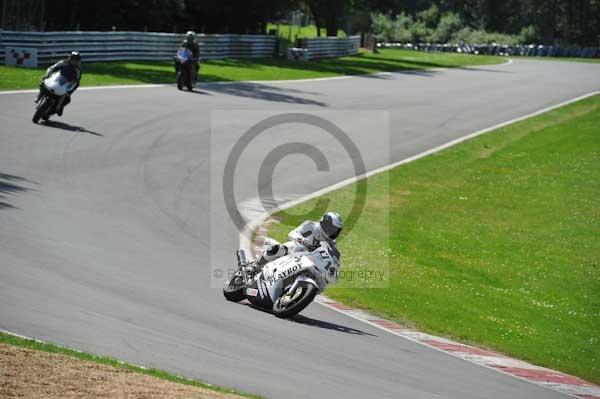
[174, 47, 198, 91]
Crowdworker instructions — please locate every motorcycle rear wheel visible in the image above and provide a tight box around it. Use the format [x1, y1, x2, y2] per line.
[185, 63, 196, 91]
[186, 72, 194, 91]
[272, 281, 317, 318]
[176, 72, 184, 90]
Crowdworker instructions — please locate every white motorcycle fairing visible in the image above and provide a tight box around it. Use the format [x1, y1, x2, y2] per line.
[43, 71, 75, 97]
[243, 242, 336, 310]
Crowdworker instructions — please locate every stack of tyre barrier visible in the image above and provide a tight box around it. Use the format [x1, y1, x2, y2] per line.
[378, 42, 600, 58]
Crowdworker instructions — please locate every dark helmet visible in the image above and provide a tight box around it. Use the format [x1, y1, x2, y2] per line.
[320, 212, 343, 240]
[68, 51, 81, 66]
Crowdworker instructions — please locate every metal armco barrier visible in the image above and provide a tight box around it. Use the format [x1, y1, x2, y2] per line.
[379, 42, 600, 58]
[298, 36, 361, 60]
[0, 30, 277, 66]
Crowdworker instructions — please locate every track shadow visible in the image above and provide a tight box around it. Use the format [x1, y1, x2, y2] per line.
[241, 301, 273, 314]
[204, 82, 327, 107]
[83, 61, 174, 85]
[42, 121, 104, 137]
[361, 69, 440, 79]
[290, 314, 377, 336]
[0, 173, 36, 210]
[202, 54, 447, 81]
[239, 302, 376, 336]
[457, 66, 513, 73]
[180, 87, 212, 95]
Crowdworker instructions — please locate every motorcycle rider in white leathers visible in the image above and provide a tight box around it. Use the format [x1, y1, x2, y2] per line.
[37, 51, 82, 116]
[254, 212, 343, 283]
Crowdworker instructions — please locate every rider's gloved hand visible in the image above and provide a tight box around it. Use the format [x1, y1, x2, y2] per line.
[244, 261, 260, 275]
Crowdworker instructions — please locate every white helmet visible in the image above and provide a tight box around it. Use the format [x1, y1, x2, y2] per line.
[320, 211, 342, 240]
[186, 31, 195, 42]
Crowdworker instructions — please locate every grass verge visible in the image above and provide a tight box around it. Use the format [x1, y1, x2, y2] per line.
[0, 49, 502, 90]
[266, 23, 346, 40]
[265, 23, 346, 52]
[0, 331, 262, 399]
[266, 94, 600, 384]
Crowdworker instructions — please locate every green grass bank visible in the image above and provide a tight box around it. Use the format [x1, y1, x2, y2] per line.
[267, 94, 600, 384]
[0, 49, 502, 90]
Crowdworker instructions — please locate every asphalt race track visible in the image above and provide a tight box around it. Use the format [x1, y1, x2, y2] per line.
[2, 59, 600, 398]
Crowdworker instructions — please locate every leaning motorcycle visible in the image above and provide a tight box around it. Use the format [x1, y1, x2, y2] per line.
[174, 47, 197, 91]
[32, 69, 76, 124]
[223, 241, 340, 318]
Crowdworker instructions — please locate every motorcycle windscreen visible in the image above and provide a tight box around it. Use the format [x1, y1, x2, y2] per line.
[46, 72, 71, 95]
[177, 47, 191, 61]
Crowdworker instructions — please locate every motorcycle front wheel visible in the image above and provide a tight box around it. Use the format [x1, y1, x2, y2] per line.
[32, 97, 51, 124]
[272, 281, 317, 318]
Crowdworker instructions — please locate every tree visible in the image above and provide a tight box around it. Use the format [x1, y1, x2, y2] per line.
[306, 0, 346, 36]
[432, 12, 462, 43]
[4, 0, 599, 46]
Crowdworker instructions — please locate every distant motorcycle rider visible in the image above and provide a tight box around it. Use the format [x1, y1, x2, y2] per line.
[38, 51, 82, 116]
[177, 31, 200, 73]
[256, 212, 343, 268]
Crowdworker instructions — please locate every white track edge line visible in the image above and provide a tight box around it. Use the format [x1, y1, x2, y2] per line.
[0, 315, 580, 398]
[239, 89, 600, 399]
[0, 84, 172, 95]
[0, 57, 514, 95]
[239, 90, 600, 251]
[315, 302, 582, 399]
